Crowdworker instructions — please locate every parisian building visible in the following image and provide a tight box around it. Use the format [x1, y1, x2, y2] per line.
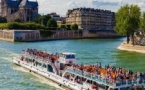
[0, 0, 39, 22]
[66, 8, 115, 31]
[49, 12, 66, 24]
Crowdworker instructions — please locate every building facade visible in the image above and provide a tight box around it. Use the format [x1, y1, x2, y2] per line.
[66, 8, 115, 31]
[49, 12, 66, 24]
[0, 0, 38, 22]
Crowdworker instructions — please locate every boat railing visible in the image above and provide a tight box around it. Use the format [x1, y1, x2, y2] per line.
[22, 52, 59, 74]
[66, 68, 145, 87]
[22, 52, 51, 63]
[114, 80, 145, 87]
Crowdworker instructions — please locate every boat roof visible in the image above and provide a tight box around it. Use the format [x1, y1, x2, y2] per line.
[61, 52, 76, 55]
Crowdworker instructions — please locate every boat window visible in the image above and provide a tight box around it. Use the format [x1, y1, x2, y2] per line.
[38, 62, 42, 66]
[71, 74, 76, 78]
[60, 63, 65, 70]
[32, 59, 35, 62]
[43, 64, 47, 68]
[29, 59, 32, 62]
[47, 65, 53, 72]
[29, 59, 34, 63]
[87, 79, 92, 84]
[92, 81, 97, 85]
[82, 77, 86, 82]
[110, 88, 118, 90]
[36, 62, 38, 66]
[75, 76, 83, 84]
[66, 55, 75, 59]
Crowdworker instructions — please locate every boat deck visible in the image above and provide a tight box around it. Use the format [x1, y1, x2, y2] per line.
[66, 68, 145, 88]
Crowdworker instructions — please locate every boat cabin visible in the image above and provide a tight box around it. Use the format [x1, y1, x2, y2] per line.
[58, 52, 76, 65]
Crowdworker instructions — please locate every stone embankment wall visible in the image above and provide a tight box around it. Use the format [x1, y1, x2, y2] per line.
[0, 30, 14, 41]
[0, 30, 83, 42]
[0, 30, 119, 42]
[83, 30, 118, 38]
[38, 30, 83, 41]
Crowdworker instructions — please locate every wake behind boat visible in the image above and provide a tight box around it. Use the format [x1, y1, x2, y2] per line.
[13, 49, 145, 90]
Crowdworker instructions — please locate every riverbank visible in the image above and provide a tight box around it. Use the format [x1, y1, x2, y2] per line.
[118, 41, 145, 53]
[0, 30, 119, 42]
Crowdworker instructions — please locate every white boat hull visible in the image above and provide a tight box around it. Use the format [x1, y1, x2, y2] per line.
[13, 57, 89, 90]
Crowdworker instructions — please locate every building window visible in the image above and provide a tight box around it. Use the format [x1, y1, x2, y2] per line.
[11, 9, 13, 14]
[27, 17, 29, 21]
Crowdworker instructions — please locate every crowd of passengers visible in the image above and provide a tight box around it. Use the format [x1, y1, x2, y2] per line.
[70, 63, 145, 84]
[22, 49, 58, 62]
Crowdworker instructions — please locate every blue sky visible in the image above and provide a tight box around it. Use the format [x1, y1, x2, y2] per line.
[31, 0, 145, 16]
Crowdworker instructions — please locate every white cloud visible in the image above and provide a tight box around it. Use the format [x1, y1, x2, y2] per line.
[92, 0, 123, 3]
[66, 1, 93, 9]
[67, 1, 78, 8]
[31, 0, 145, 16]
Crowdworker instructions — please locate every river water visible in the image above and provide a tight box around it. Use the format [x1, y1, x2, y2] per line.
[0, 38, 145, 90]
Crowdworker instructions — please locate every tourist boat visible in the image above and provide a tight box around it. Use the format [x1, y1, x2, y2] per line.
[13, 49, 145, 90]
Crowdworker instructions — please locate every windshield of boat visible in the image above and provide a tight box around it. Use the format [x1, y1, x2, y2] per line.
[66, 55, 75, 59]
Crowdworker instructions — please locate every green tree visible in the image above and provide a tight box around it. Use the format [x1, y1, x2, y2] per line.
[140, 12, 145, 34]
[71, 24, 78, 30]
[47, 18, 57, 30]
[60, 24, 66, 30]
[0, 16, 7, 23]
[35, 14, 51, 26]
[14, 18, 21, 22]
[139, 12, 145, 45]
[66, 24, 71, 30]
[115, 4, 141, 44]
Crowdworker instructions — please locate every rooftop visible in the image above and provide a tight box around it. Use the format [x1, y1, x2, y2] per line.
[7, 0, 38, 8]
[69, 7, 113, 13]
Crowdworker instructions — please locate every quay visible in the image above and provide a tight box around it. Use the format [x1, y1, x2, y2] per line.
[118, 41, 145, 54]
[0, 30, 118, 42]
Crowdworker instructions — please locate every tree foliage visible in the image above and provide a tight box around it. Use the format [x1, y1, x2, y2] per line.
[115, 4, 141, 44]
[0, 16, 7, 23]
[66, 24, 71, 30]
[71, 24, 78, 30]
[47, 18, 57, 29]
[60, 24, 66, 30]
[0, 23, 8, 29]
[35, 14, 51, 26]
[6, 22, 45, 30]
[140, 12, 145, 34]
[58, 24, 71, 30]
[14, 18, 21, 22]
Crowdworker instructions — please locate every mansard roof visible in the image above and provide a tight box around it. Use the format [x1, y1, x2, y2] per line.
[19, 0, 38, 7]
[7, 0, 38, 8]
[7, 0, 20, 8]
